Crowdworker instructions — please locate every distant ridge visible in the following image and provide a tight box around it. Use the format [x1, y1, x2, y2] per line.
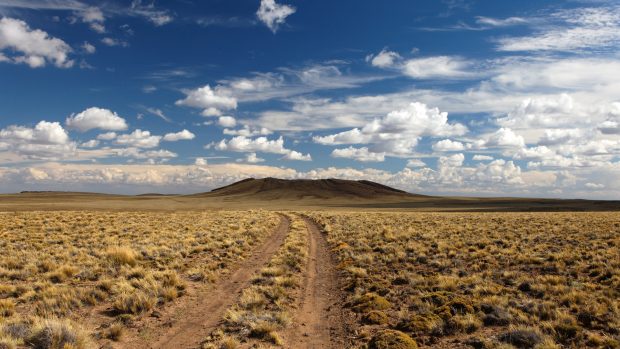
[200, 177, 419, 200]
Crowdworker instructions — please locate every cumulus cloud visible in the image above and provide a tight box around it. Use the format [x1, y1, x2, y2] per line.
[218, 116, 237, 128]
[1, 121, 69, 145]
[433, 139, 465, 152]
[0, 17, 73, 68]
[498, 94, 578, 129]
[77, 6, 105, 33]
[97, 132, 117, 141]
[66, 107, 128, 132]
[115, 129, 161, 148]
[331, 147, 385, 162]
[256, 0, 296, 33]
[176, 85, 237, 117]
[477, 128, 525, 149]
[163, 129, 195, 142]
[366, 49, 402, 68]
[195, 157, 207, 166]
[314, 102, 467, 157]
[244, 153, 265, 163]
[81, 139, 99, 148]
[0, 121, 76, 160]
[283, 150, 312, 161]
[214, 136, 311, 161]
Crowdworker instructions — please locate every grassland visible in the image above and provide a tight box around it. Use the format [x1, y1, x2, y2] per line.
[308, 212, 620, 349]
[1, 207, 618, 349]
[0, 211, 279, 348]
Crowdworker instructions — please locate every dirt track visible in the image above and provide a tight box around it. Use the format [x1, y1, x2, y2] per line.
[282, 216, 353, 349]
[120, 215, 290, 349]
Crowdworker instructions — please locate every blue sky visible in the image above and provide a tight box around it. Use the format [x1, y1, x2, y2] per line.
[0, 0, 619, 198]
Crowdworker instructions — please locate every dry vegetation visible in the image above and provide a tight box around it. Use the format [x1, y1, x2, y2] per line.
[0, 210, 279, 348]
[203, 214, 309, 349]
[309, 212, 620, 349]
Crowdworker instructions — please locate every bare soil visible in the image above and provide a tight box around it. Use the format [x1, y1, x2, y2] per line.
[281, 215, 355, 348]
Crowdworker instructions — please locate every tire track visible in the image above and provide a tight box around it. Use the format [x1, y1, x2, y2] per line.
[283, 215, 351, 349]
[124, 214, 291, 349]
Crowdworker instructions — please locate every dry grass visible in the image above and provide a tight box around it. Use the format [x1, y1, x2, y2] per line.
[0, 210, 279, 348]
[203, 215, 308, 348]
[309, 212, 620, 348]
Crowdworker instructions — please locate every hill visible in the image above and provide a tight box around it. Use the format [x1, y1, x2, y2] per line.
[197, 177, 419, 200]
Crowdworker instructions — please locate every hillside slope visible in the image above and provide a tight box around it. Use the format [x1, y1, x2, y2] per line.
[197, 177, 420, 200]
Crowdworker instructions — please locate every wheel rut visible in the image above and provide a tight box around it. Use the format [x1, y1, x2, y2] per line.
[282, 215, 352, 349]
[122, 215, 291, 349]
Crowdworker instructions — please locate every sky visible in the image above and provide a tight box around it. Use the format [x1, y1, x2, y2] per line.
[0, 0, 619, 198]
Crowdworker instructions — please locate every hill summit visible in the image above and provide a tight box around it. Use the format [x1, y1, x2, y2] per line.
[201, 177, 416, 200]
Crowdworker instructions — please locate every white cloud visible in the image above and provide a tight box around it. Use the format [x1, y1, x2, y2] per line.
[539, 129, 588, 146]
[175, 85, 237, 117]
[81, 41, 96, 54]
[218, 116, 237, 128]
[77, 6, 105, 33]
[115, 129, 161, 148]
[195, 157, 207, 166]
[1, 121, 69, 144]
[478, 128, 525, 149]
[130, 0, 173, 26]
[331, 147, 385, 162]
[163, 129, 195, 142]
[146, 108, 172, 123]
[215, 135, 286, 154]
[66, 107, 128, 132]
[497, 6, 620, 52]
[244, 153, 264, 163]
[214, 135, 311, 161]
[114, 147, 177, 160]
[223, 125, 272, 137]
[585, 182, 604, 189]
[314, 102, 467, 156]
[433, 139, 465, 152]
[0, 121, 75, 160]
[256, 0, 295, 33]
[97, 132, 117, 141]
[101, 37, 128, 47]
[406, 159, 426, 168]
[439, 153, 465, 167]
[367, 49, 402, 68]
[475, 16, 527, 27]
[283, 150, 312, 161]
[0, 17, 73, 68]
[473, 155, 494, 161]
[403, 56, 472, 79]
[81, 139, 99, 148]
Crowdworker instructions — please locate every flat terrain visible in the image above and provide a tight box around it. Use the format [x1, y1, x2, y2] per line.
[1, 180, 619, 348]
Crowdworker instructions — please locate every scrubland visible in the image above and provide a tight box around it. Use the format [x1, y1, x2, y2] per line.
[0, 211, 279, 348]
[309, 212, 620, 349]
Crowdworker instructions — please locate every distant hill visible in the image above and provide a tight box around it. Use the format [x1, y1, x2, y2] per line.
[196, 177, 421, 200]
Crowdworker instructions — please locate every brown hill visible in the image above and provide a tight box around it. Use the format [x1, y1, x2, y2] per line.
[199, 177, 419, 200]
